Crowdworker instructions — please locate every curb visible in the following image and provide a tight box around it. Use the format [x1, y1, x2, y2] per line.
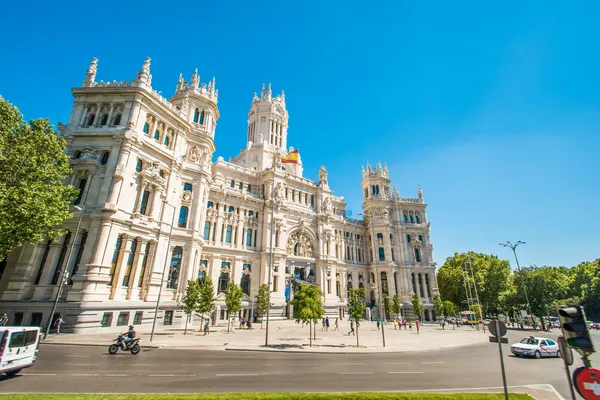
[40, 341, 161, 350]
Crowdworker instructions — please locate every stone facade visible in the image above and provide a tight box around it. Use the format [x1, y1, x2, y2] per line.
[0, 57, 438, 333]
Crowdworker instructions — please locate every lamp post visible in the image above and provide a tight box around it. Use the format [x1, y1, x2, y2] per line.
[44, 175, 94, 340]
[465, 254, 485, 332]
[250, 287, 257, 325]
[499, 241, 532, 327]
[150, 200, 177, 342]
[265, 179, 275, 346]
[358, 212, 386, 347]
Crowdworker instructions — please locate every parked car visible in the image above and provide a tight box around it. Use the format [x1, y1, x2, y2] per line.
[510, 336, 561, 359]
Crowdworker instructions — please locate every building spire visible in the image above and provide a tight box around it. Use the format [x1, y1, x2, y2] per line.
[135, 56, 152, 86]
[82, 57, 98, 87]
[418, 185, 423, 201]
[210, 77, 216, 95]
[190, 68, 199, 88]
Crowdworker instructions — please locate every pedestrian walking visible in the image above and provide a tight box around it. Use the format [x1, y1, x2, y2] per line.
[348, 320, 355, 336]
[247, 318, 252, 330]
[204, 321, 210, 336]
[409, 321, 413, 331]
[393, 319, 398, 330]
[403, 319, 407, 330]
[416, 319, 420, 334]
[322, 318, 326, 331]
[0, 314, 8, 326]
[334, 318, 339, 331]
[325, 316, 330, 331]
[53, 314, 65, 334]
[376, 317, 381, 330]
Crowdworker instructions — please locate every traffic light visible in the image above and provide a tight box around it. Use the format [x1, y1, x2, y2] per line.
[558, 305, 595, 356]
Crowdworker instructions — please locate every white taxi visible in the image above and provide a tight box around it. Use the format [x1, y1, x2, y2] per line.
[510, 336, 561, 359]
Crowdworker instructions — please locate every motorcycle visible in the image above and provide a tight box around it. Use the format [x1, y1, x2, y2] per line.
[108, 335, 141, 355]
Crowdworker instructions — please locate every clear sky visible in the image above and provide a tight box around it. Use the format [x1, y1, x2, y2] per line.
[1, 1, 598, 269]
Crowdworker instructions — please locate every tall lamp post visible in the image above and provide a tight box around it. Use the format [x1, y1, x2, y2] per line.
[265, 179, 276, 346]
[358, 212, 386, 347]
[44, 175, 94, 340]
[499, 241, 532, 327]
[150, 200, 177, 342]
[465, 254, 485, 332]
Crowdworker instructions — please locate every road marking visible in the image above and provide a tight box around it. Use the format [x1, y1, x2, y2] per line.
[384, 362, 410, 365]
[389, 371, 425, 374]
[72, 373, 100, 376]
[71, 363, 94, 366]
[216, 373, 259, 377]
[421, 361, 446, 364]
[338, 362, 365, 365]
[181, 363, 214, 367]
[23, 373, 57, 376]
[337, 372, 374, 375]
[148, 374, 177, 377]
[104, 374, 124, 377]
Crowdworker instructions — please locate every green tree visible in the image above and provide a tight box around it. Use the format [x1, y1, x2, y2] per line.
[347, 287, 367, 347]
[443, 300, 457, 317]
[392, 294, 402, 319]
[569, 259, 600, 320]
[433, 295, 444, 319]
[179, 280, 200, 335]
[0, 96, 78, 258]
[256, 283, 270, 329]
[411, 294, 424, 321]
[290, 284, 324, 347]
[196, 277, 215, 328]
[383, 294, 392, 321]
[224, 282, 244, 333]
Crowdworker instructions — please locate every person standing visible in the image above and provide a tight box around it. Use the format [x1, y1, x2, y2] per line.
[0, 314, 8, 326]
[334, 318, 339, 331]
[348, 320, 355, 336]
[393, 319, 398, 330]
[204, 320, 210, 336]
[376, 317, 381, 330]
[325, 316, 330, 331]
[54, 314, 65, 334]
[416, 319, 420, 334]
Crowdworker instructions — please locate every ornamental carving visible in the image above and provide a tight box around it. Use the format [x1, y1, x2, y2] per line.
[321, 197, 333, 215]
[220, 265, 231, 274]
[287, 229, 315, 258]
[79, 146, 99, 163]
[206, 207, 218, 222]
[371, 207, 389, 218]
[182, 190, 192, 204]
[187, 145, 202, 162]
[244, 216, 258, 227]
[224, 211, 239, 225]
[318, 165, 328, 187]
[409, 233, 422, 247]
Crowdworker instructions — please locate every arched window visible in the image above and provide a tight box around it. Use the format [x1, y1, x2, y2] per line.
[159, 169, 165, 178]
[410, 215, 414, 223]
[100, 114, 108, 126]
[135, 159, 143, 172]
[203, 222, 211, 240]
[164, 135, 170, 147]
[241, 264, 251, 295]
[218, 268, 229, 292]
[112, 114, 122, 126]
[143, 123, 149, 134]
[101, 151, 110, 165]
[381, 272, 388, 295]
[166, 247, 183, 289]
[415, 215, 420, 223]
[193, 109, 200, 123]
[154, 130, 160, 140]
[403, 214, 408, 222]
[86, 114, 95, 127]
[414, 248, 421, 263]
[178, 206, 189, 228]
[183, 183, 193, 192]
[225, 225, 232, 243]
[199, 110, 205, 125]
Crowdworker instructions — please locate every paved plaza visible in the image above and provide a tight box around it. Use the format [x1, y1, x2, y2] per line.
[42, 319, 489, 352]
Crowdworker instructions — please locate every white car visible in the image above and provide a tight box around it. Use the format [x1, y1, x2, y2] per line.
[510, 336, 561, 359]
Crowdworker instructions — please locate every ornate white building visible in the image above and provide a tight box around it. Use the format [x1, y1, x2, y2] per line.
[0, 58, 438, 333]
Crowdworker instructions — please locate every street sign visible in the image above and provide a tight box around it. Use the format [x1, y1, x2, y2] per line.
[558, 336, 574, 366]
[489, 319, 507, 338]
[574, 367, 600, 399]
[489, 336, 508, 343]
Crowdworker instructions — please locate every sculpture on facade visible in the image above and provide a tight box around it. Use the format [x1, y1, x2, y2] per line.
[145, 161, 161, 178]
[318, 165, 328, 187]
[79, 145, 99, 162]
[322, 197, 333, 215]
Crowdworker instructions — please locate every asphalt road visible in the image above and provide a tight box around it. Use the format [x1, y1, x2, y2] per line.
[1, 329, 599, 397]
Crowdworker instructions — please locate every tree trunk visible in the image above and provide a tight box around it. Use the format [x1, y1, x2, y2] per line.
[227, 312, 230, 333]
[261, 314, 264, 330]
[356, 325, 359, 347]
[184, 314, 189, 335]
[313, 319, 317, 341]
[309, 320, 312, 347]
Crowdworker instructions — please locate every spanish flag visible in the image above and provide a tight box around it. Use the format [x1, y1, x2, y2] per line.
[282, 149, 299, 164]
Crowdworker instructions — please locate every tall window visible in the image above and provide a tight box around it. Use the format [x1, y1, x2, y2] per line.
[113, 114, 122, 126]
[69, 231, 88, 284]
[254, 230, 258, 247]
[404, 215, 408, 222]
[415, 215, 420, 223]
[246, 228, 252, 246]
[364, 187, 368, 198]
[167, 247, 183, 289]
[241, 264, 251, 295]
[406, 234, 411, 243]
[414, 248, 421, 263]
[275, 230, 279, 247]
[122, 239, 138, 287]
[381, 272, 389, 295]
[183, 183, 193, 192]
[139, 190, 150, 215]
[378, 247, 385, 261]
[218, 263, 229, 293]
[153, 130, 160, 140]
[204, 222, 211, 240]
[135, 159, 143, 172]
[225, 225, 232, 243]
[109, 235, 124, 284]
[51, 232, 71, 285]
[164, 135, 170, 147]
[74, 178, 87, 205]
[230, 180, 235, 188]
[207, 201, 213, 208]
[193, 109, 200, 123]
[198, 260, 207, 283]
[178, 206, 189, 228]
[194, 109, 205, 124]
[137, 242, 150, 287]
[143, 123, 149, 134]
[410, 215, 414, 223]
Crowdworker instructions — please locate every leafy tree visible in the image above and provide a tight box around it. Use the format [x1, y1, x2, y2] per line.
[392, 294, 402, 319]
[290, 284, 324, 347]
[224, 282, 244, 333]
[383, 294, 392, 321]
[433, 295, 444, 319]
[196, 277, 215, 328]
[411, 294, 424, 321]
[569, 259, 600, 320]
[179, 280, 200, 335]
[443, 300, 457, 317]
[0, 96, 78, 258]
[347, 287, 367, 347]
[256, 283, 270, 329]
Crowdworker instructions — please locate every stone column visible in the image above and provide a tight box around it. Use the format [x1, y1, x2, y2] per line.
[140, 240, 157, 300]
[127, 238, 147, 300]
[106, 104, 115, 126]
[92, 103, 102, 126]
[79, 105, 89, 126]
[106, 141, 133, 206]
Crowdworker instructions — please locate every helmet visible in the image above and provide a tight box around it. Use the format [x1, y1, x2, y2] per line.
[129, 325, 134, 329]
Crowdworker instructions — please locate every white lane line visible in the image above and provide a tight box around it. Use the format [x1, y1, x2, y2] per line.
[216, 373, 259, 377]
[71, 363, 94, 366]
[384, 362, 410, 365]
[389, 371, 425, 374]
[72, 373, 100, 376]
[148, 374, 176, 377]
[421, 361, 446, 364]
[338, 372, 374, 375]
[181, 363, 214, 367]
[23, 373, 57, 376]
[338, 362, 365, 365]
[104, 374, 124, 377]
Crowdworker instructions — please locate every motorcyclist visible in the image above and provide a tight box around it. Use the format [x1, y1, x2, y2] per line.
[121, 325, 136, 350]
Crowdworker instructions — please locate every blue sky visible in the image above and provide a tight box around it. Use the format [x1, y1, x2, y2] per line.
[1, 1, 598, 268]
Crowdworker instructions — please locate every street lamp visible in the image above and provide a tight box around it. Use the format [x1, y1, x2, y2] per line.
[499, 241, 532, 327]
[465, 254, 484, 332]
[44, 174, 94, 340]
[358, 212, 386, 347]
[150, 200, 177, 342]
[265, 178, 276, 346]
[250, 287, 257, 325]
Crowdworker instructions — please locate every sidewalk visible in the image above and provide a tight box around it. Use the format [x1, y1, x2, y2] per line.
[42, 320, 489, 353]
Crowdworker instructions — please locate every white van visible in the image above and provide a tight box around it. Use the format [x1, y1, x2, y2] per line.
[0, 327, 41, 376]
